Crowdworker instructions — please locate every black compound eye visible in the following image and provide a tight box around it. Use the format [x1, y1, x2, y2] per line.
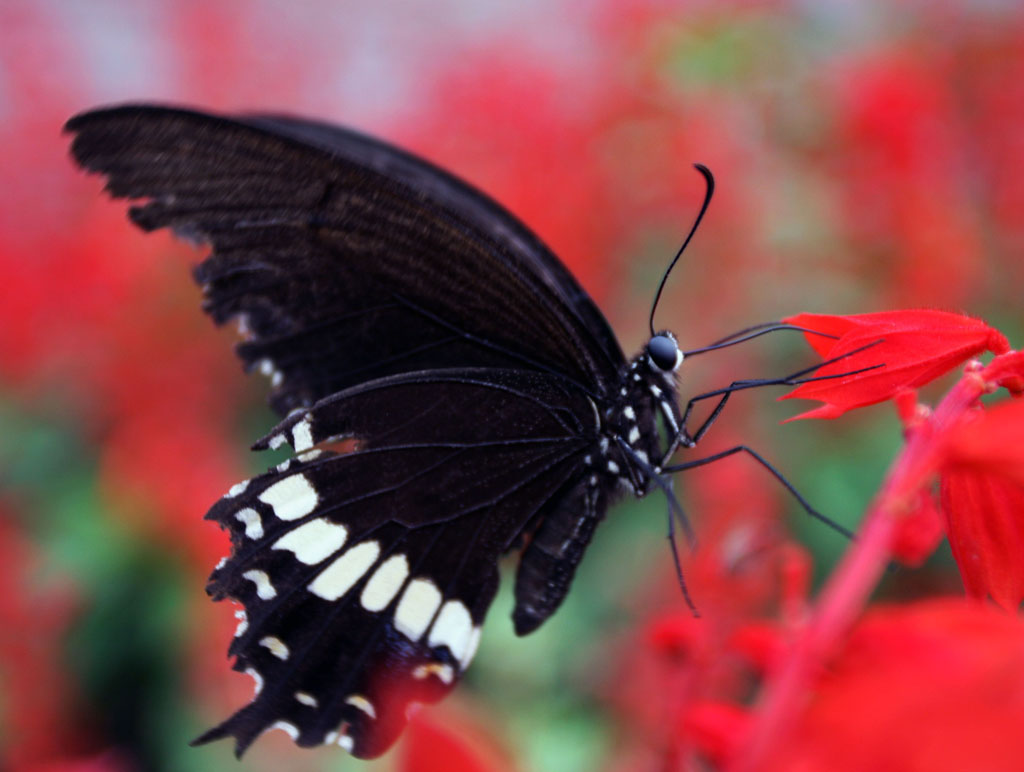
[647, 334, 678, 371]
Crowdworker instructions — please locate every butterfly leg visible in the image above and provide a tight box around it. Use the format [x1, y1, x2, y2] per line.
[662, 446, 854, 539]
[664, 339, 887, 466]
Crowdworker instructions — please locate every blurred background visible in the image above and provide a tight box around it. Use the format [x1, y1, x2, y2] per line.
[1, 1, 1022, 770]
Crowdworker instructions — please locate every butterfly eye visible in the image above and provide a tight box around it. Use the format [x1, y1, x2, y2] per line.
[647, 334, 678, 371]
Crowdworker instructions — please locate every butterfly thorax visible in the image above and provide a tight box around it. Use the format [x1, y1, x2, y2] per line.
[595, 331, 684, 497]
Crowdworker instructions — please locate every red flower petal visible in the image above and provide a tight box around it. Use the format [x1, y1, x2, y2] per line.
[940, 470, 1024, 611]
[763, 600, 1024, 771]
[942, 396, 1024, 489]
[781, 310, 1009, 420]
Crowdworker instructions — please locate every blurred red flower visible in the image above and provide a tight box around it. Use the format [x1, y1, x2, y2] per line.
[0, 508, 81, 768]
[398, 705, 517, 772]
[697, 600, 1024, 771]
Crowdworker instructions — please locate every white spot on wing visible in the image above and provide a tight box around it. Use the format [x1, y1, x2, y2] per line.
[215, 557, 227, 570]
[269, 720, 299, 740]
[260, 636, 290, 660]
[246, 667, 263, 695]
[345, 694, 377, 719]
[234, 609, 248, 638]
[338, 734, 354, 751]
[298, 449, 322, 462]
[276, 459, 292, 473]
[394, 578, 443, 641]
[607, 460, 619, 474]
[295, 691, 318, 707]
[226, 479, 249, 498]
[628, 426, 641, 443]
[292, 415, 314, 452]
[268, 434, 287, 450]
[308, 541, 380, 601]
[428, 600, 473, 662]
[234, 508, 263, 540]
[272, 513, 348, 561]
[623, 406, 636, 421]
[461, 625, 482, 669]
[242, 570, 277, 600]
[360, 554, 409, 611]
[413, 662, 455, 684]
[272, 518, 348, 565]
[259, 474, 318, 521]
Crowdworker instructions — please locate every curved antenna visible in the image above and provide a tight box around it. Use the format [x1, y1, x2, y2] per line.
[648, 163, 715, 337]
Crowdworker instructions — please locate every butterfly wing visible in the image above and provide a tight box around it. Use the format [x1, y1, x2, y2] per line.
[65, 104, 626, 758]
[65, 105, 625, 414]
[197, 368, 595, 757]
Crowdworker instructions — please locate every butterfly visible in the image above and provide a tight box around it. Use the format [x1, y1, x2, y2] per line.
[66, 104, 816, 759]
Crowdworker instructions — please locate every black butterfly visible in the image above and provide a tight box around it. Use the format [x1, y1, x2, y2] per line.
[65, 105, 832, 759]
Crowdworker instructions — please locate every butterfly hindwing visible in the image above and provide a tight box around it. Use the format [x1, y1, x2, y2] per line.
[197, 369, 597, 756]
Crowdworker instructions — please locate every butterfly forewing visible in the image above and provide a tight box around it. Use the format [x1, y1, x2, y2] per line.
[66, 106, 623, 414]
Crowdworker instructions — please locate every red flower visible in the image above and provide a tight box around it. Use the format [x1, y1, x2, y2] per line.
[780, 310, 1010, 420]
[941, 471, 1024, 612]
[758, 600, 1024, 771]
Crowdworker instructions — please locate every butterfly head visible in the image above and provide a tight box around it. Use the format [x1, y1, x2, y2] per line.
[647, 331, 683, 373]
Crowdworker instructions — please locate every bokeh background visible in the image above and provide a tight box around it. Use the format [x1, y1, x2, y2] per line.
[1, 1, 1022, 771]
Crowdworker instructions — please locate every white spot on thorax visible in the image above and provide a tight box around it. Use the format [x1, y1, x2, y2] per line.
[623, 406, 636, 421]
[628, 426, 641, 444]
[308, 541, 380, 601]
[361, 554, 409, 611]
[394, 578, 443, 641]
[338, 734, 354, 751]
[607, 460, 619, 474]
[259, 474, 318, 520]
[259, 636, 290, 660]
[273, 518, 348, 565]
[242, 570, 277, 600]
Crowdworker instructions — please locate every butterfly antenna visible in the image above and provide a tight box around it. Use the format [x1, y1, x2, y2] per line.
[649, 164, 715, 337]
